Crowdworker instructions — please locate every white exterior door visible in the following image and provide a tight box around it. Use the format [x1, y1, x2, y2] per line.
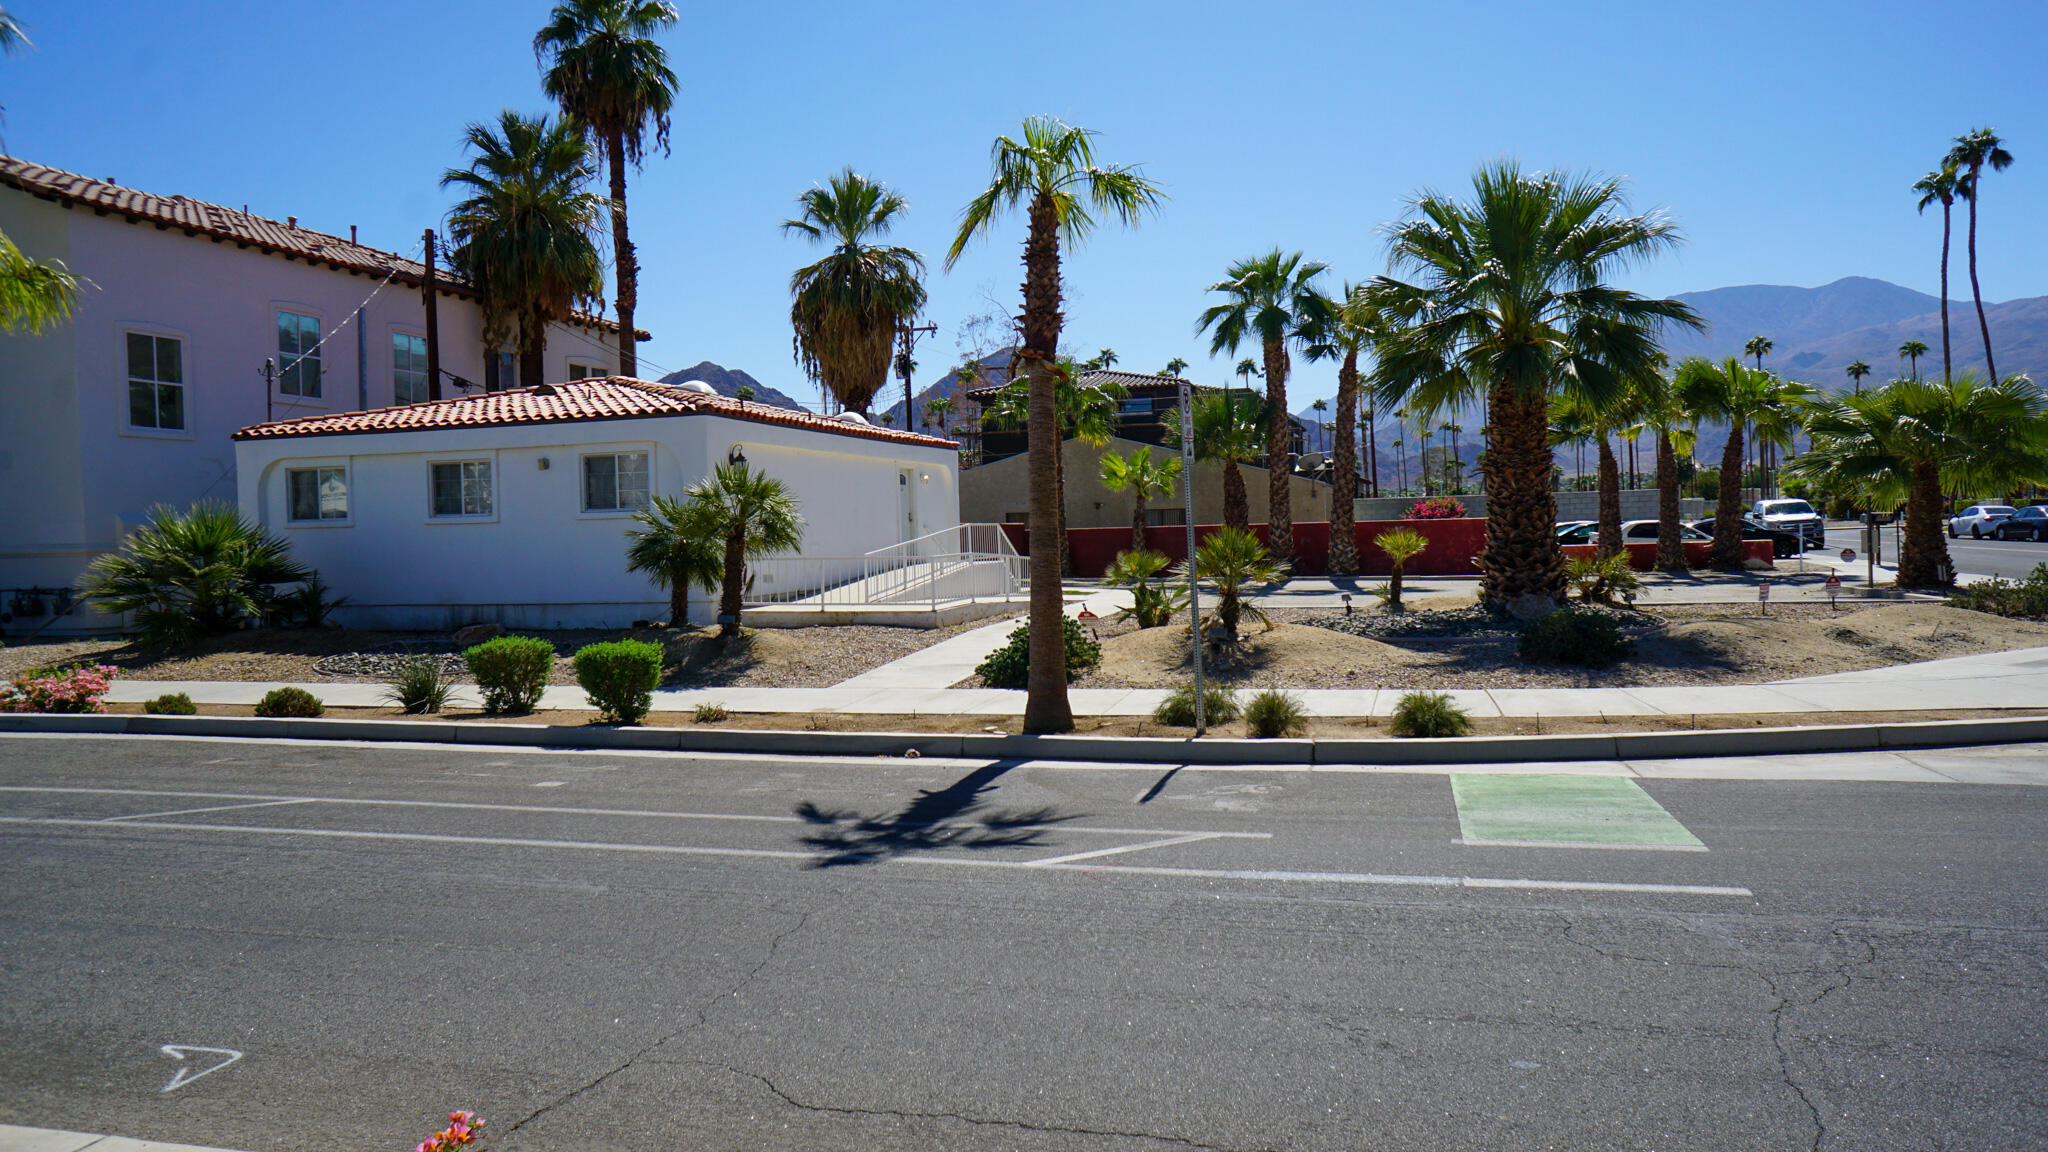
[897, 469, 916, 542]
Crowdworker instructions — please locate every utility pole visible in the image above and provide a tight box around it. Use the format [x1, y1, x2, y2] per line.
[422, 229, 441, 401]
[897, 321, 937, 430]
[1179, 378, 1205, 736]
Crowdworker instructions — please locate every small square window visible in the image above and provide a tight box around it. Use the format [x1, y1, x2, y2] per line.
[277, 311, 322, 397]
[126, 331, 186, 430]
[566, 361, 606, 382]
[582, 451, 649, 512]
[288, 467, 349, 521]
[393, 333, 428, 405]
[430, 460, 492, 517]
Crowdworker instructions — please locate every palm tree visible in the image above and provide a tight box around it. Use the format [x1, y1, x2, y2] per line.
[1845, 359, 1872, 395]
[1314, 284, 1379, 575]
[1947, 128, 2013, 385]
[1163, 356, 1190, 377]
[1169, 388, 1266, 533]
[923, 394, 953, 435]
[1175, 526, 1285, 646]
[682, 462, 805, 639]
[1234, 358, 1261, 387]
[1913, 166, 1959, 382]
[1099, 446, 1183, 553]
[82, 503, 313, 647]
[944, 116, 1163, 733]
[1093, 348, 1119, 369]
[781, 168, 927, 416]
[1899, 339, 1928, 381]
[0, 6, 28, 51]
[1550, 393, 1635, 558]
[1373, 528, 1428, 609]
[1744, 335, 1773, 371]
[535, 0, 678, 378]
[1790, 375, 2048, 586]
[441, 111, 609, 390]
[0, 230, 82, 334]
[1675, 357, 1814, 569]
[1198, 250, 1338, 563]
[624, 494, 722, 625]
[1365, 164, 1700, 606]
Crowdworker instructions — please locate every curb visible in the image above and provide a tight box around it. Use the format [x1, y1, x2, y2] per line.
[4, 712, 2045, 765]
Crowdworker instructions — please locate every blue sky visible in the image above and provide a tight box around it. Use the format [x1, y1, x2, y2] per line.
[6, 0, 2043, 410]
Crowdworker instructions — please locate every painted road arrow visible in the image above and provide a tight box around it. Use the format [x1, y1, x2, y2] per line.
[160, 1045, 243, 1092]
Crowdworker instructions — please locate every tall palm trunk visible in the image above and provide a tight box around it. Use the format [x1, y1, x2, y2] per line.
[1262, 339, 1292, 562]
[669, 577, 690, 629]
[1965, 182, 1998, 385]
[1708, 419, 1747, 569]
[1897, 458, 1950, 587]
[607, 129, 638, 378]
[1654, 431, 1686, 572]
[1222, 460, 1249, 534]
[1476, 379, 1565, 604]
[518, 313, 547, 390]
[1127, 466, 1149, 554]
[1328, 348, 1360, 575]
[1938, 199, 1952, 383]
[1020, 191, 1071, 733]
[1596, 435, 1623, 559]
[1366, 407, 1380, 497]
[718, 528, 745, 638]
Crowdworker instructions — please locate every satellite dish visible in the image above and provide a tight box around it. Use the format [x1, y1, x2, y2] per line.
[1298, 452, 1327, 471]
[676, 381, 716, 395]
[835, 411, 871, 425]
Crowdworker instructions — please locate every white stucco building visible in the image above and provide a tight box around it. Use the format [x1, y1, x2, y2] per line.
[233, 378, 961, 629]
[0, 157, 641, 634]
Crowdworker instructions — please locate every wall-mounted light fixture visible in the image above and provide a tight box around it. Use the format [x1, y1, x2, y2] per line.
[538, 457, 551, 471]
[727, 444, 747, 467]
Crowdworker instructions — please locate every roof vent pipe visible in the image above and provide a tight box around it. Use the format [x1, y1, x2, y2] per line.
[287, 216, 297, 227]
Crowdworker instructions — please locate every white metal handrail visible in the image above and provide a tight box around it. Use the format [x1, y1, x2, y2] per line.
[744, 524, 1024, 610]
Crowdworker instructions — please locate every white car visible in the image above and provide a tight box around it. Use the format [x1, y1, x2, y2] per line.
[1949, 504, 2017, 538]
[1750, 499, 1825, 549]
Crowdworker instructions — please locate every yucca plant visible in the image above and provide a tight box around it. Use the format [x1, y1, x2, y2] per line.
[1102, 548, 1185, 628]
[1373, 528, 1428, 610]
[1565, 553, 1641, 604]
[382, 655, 456, 715]
[83, 502, 313, 646]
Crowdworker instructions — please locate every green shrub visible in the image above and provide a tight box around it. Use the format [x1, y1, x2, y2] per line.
[1948, 563, 2048, 620]
[463, 635, 555, 714]
[693, 702, 730, 723]
[144, 692, 198, 715]
[1151, 683, 1239, 727]
[974, 616, 1102, 690]
[1388, 690, 1472, 738]
[1243, 688, 1307, 739]
[382, 656, 455, 715]
[80, 501, 312, 646]
[1518, 609, 1634, 667]
[1566, 552, 1642, 603]
[1103, 549, 1186, 628]
[573, 639, 664, 725]
[254, 686, 324, 718]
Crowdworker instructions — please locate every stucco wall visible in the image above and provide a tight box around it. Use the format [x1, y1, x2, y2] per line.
[961, 436, 1333, 529]
[0, 189, 627, 634]
[235, 411, 958, 630]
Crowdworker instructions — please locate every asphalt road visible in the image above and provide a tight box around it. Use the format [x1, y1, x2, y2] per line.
[1824, 523, 2048, 581]
[3, 735, 2046, 1152]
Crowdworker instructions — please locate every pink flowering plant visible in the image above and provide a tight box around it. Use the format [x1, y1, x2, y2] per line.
[414, 1111, 483, 1152]
[0, 664, 116, 714]
[1406, 496, 1467, 520]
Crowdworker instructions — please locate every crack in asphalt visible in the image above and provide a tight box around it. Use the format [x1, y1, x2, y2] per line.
[498, 907, 814, 1141]
[693, 1058, 1283, 1152]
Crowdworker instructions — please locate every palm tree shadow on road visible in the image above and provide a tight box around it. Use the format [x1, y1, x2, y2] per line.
[794, 760, 1078, 868]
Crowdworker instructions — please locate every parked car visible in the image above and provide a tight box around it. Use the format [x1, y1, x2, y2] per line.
[1554, 520, 1595, 542]
[1559, 520, 1712, 546]
[1690, 515, 1802, 558]
[1750, 498, 1826, 548]
[1948, 504, 2017, 538]
[1991, 506, 2048, 541]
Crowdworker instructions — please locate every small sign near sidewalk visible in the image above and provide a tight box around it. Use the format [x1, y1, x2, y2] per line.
[1758, 582, 1770, 616]
[1825, 574, 1842, 613]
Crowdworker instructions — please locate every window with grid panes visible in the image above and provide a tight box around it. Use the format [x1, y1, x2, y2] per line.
[429, 460, 492, 517]
[392, 333, 428, 404]
[288, 467, 349, 521]
[582, 451, 649, 511]
[125, 332, 185, 429]
[277, 311, 322, 396]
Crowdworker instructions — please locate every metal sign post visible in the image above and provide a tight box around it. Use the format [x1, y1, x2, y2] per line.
[1179, 380, 1204, 736]
[1758, 582, 1771, 616]
[1824, 574, 1842, 613]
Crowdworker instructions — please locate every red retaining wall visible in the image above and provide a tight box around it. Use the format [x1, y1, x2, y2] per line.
[1001, 519, 1492, 579]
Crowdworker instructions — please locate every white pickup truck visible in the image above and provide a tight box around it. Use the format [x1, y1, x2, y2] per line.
[1750, 498, 1826, 549]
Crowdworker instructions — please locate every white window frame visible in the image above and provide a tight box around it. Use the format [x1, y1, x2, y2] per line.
[579, 449, 651, 515]
[275, 308, 324, 399]
[391, 330, 429, 406]
[566, 360, 607, 382]
[427, 457, 496, 522]
[121, 326, 192, 438]
[285, 462, 352, 526]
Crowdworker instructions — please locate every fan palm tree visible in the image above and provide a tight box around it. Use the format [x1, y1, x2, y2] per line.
[0, 5, 28, 51]
[1789, 375, 2048, 586]
[1899, 339, 1928, 381]
[1744, 335, 1773, 371]
[1912, 166, 1959, 382]
[1550, 394, 1632, 559]
[781, 168, 927, 416]
[1947, 128, 2013, 385]
[1312, 284, 1380, 575]
[1168, 388, 1267, 534]
[82, 503, 313, 647]
[1365, 163, 1701, 605]
[535, 0, 678, 378]
[682, 462, 805, 639]
[1198, 250, 1337, 563]
[923, 394, 953, 435]
[1373, 528, 1428, 609]
[945, 115, 1163, 733]
[1675, 358, 1814, 569]
[0, 230, 83, 334]
[1163, 356, 1190, 377]
[1845, 359, 1872, 395]
[442, 111, 609, 390]
[624, 494, 723, 625]
[1234, 358, 1261, 387]
[1099, 445, 1183, 552]
[1633, 369, 1695, 572]
[1175, 526, 1285, 646]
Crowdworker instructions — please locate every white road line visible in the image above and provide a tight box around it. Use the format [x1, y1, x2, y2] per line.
[1457, 837, 1711, 853]
[0, 816, 1752, 898]
[103, 799, 315, 823]
[1027, 833, 1231, 866]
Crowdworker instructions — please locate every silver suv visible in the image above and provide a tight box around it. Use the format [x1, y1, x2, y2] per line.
[1751, 499, 1825, 549]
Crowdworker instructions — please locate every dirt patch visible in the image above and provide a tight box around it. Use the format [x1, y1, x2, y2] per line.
[1071, 603, 2048, 690]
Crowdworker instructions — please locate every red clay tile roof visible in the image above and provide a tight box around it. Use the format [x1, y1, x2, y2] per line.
[0, 156, 646, 338]
[232, 377, 957, 449]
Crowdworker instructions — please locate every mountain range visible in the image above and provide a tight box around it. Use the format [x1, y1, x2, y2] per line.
[656, 361, 812, 412]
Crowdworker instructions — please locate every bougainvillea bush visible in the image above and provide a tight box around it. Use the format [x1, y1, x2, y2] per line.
[1406, 497, 1467, 520]
[0, 665, 116, 713]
